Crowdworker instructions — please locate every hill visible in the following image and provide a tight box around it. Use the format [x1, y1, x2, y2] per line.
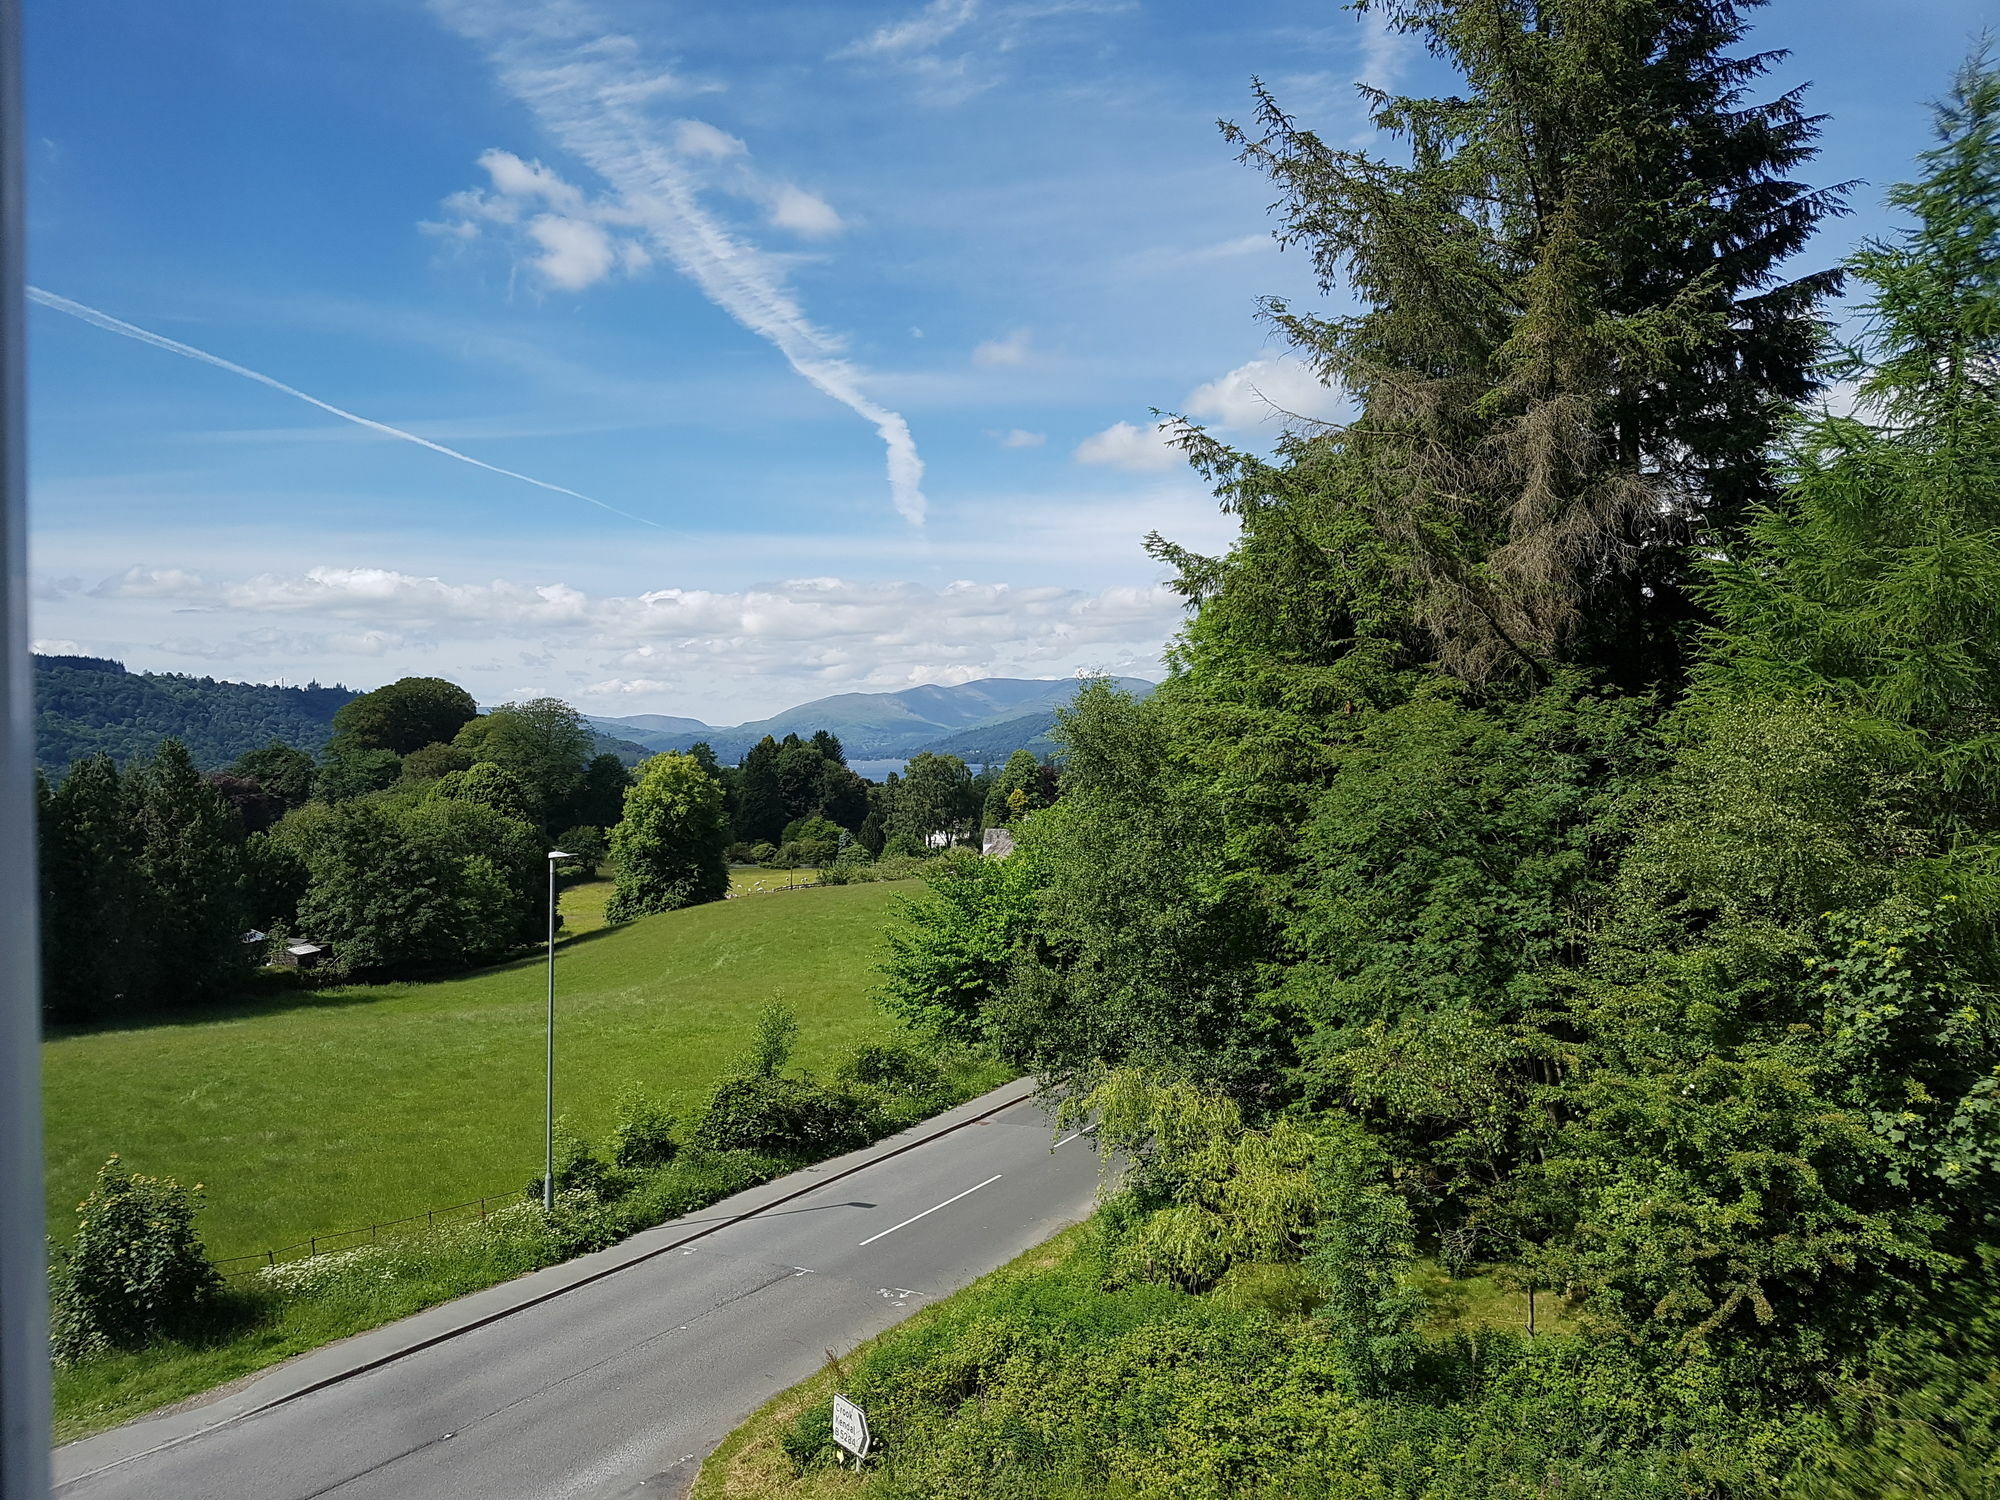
[592, 676, 1156, 763]
[42, 878, 921, 1262]
[912, 709, 1065, 764]
[34, 654, 355, 773]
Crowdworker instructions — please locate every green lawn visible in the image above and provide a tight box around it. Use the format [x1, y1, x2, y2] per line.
[43, 880, 917, 1262]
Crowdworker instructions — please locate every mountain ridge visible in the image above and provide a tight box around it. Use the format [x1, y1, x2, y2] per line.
[586, 675, 1155, 763]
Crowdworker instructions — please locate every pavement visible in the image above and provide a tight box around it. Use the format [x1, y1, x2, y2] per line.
[53, 1080, 1103, 1500]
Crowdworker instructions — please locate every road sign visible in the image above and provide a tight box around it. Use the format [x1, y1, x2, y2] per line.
[831, 1393, 870, 1460]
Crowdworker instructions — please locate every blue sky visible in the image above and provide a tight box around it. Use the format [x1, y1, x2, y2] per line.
[23, 0, 1992, 723]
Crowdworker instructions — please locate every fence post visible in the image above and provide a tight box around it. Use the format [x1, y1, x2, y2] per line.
[266, 1249, 274, 1269]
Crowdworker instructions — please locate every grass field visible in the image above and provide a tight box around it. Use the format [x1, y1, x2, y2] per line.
[42, 879, 917, 1262]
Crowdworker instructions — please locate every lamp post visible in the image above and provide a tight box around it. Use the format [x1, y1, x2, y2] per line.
[544, 849, 573, 1212]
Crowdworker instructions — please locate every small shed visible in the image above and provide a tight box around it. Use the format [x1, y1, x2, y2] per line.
[276, 941, 328, 971]
[982, 828, 1016, 858]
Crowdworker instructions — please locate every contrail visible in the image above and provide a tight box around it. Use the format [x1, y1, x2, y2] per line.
[25, 286, 665, 530]
[431, 0, 930, 525]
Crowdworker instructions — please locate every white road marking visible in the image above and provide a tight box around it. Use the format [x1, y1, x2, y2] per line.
[857, 1174, 1004, 1246]
[1052, 1125, 1098, 1149]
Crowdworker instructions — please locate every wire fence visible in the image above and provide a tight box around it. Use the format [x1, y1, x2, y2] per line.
[208, 1187, 522, 1281]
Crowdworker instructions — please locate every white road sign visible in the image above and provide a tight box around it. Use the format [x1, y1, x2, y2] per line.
[831, 1393, 870, 1460]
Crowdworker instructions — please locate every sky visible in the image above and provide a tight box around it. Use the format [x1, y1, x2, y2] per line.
[22, 0, 1993, 725]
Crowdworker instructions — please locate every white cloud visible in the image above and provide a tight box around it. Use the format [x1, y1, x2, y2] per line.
[1074, 420, 1181, 472]
[672, 119, 746, 159]
[765, 184, 843, 238]
[972, 329, 1031, 367]
[80, 565, 1183, 696]
[428, 3, 924, 522]
[842, 0, 982, 57]
[526, 214, 620, 290]
[996, 428, 1045, 448]
[31, 638, 84, 656]
[1184, 356, 1348, 429]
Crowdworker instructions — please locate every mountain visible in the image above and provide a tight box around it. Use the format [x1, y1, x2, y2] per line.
[911, 710, 1065, 764]
[34, 655, 356, 773]
[591, 677, 1156, 764]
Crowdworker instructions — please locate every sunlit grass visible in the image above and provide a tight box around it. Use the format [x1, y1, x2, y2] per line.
[43, 881, 916, 1262]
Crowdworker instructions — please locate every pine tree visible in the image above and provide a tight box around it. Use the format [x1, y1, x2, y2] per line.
[1187, 0, 1845, 689]
[733, 736, 789, 845]
[131, 740, 248, 1008]
[38, 756, 146, 1021]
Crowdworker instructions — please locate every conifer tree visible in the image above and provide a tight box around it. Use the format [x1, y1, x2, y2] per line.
[38, 756, 146, 1021]
[1185, 0, 1846, 688]
[131, 739, 248, 1008]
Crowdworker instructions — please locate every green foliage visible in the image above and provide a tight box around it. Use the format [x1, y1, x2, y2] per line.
[891, 751, 976, 846]
[554, 824, 610, 873]
[231, 740, 316, 806]
[746, 1002, 800, 1078]
[429, 761, 537, 827]
[33, 654, 352, 774]
[607, 1086, 680, 1171]
[692, 1074, 877, 1157]
[525, 1123, 611, 1202]
[397, 740, 475, 784]
[314, 740, 401, 802]
[877, 849, 1038, 1041]
[332, 677, 477, 756]
[981, 747, 1046, 828]
[606, 752, 731, 921]
[276, 795, 540, 972]
[456, 698, 594, 827]
[835, 1041, 945, 1099]
[51, 1157, 220, 1363]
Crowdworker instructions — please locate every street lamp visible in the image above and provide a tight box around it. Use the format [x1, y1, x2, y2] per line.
[544, 849, 574, 1212]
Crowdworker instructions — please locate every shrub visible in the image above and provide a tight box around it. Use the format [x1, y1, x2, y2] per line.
[607, 1085, 679, 1170]
[745, 1002, 799, 1077]
[524, 1121, 610, 1202]
[693, 1074, 879, 1157]
[836, 1041, 945, 1099]
[50, 1156, 221, 1362]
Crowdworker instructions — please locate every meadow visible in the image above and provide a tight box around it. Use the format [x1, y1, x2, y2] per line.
[42, 878, 915, 1261]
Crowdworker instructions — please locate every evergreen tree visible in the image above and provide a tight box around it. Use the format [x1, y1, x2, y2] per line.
[38, 756, 146, 1022]
[131, 739, 248, 1008]
[607, 753, 731, 921]
[1184, 0, 1845, 689]
[733, 735, 789, 845]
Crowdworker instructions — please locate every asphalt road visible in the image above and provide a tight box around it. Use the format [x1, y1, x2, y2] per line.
[54, 1082, 1100, 1500]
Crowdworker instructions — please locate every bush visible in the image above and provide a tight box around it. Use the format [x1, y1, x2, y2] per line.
[524, 1122, 611, 1202]
[51, 1157, 221, 1363]
[693, 1074, 879, 1157]
[836, 1042, 945, 1099]
[607, 1085, 679, 1170]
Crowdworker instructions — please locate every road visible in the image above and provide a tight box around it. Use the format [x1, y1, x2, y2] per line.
[54, 1082, 1100, 1500]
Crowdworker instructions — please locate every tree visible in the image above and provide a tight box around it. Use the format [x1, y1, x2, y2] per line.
[560, 753, 631, 831]
[314, 740, 401, 802]
[430, 761, 537, 827]
[733, 736, 789, 846]
[231, 741, 316, 806]
[810, 729, 845, 765]
[981, 749, 1046, 828]
[774, 736, 829, 822]
[332, 676, 478, 755]
[819, 762, 871, 832]
[893, 752, 976, 847]
[131, 739, 248, 1008]
[606, 753, 731, 921]
[1186, 0, 1845, 690]
[455, 698, 593, 829]
[38, 756, 145, 1022]
[399, 741, 474, 784]
[204, 772, 287, 834]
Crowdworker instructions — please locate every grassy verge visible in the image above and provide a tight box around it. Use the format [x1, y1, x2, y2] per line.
[44, 881, 917, 1261]
[54, 1051, 1012, 1444]
[688, 1223, 1827, 1500]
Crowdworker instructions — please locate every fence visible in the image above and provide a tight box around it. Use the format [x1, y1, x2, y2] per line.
[208, 1187, 521, 1281]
